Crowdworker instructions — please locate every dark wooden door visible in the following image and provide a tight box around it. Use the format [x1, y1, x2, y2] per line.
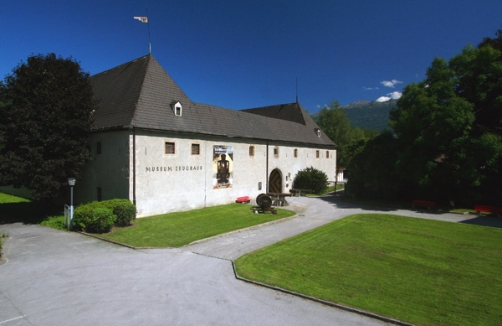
[269, 169, 282, 193]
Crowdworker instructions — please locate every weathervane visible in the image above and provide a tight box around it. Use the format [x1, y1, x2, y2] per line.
[134, 9, 151, 54]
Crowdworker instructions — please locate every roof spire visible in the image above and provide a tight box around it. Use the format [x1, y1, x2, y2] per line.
[295, 76, 298, 103]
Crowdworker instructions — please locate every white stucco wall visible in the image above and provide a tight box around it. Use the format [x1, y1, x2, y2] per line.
[78, 129, 336, 218]
[267, 144, 336, 193]
[133, 132, 270, 217]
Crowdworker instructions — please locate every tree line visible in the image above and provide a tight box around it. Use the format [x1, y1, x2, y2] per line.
[318, 29, 502, 207]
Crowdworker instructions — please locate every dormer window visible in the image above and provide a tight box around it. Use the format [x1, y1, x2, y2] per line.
[171, 101, 182, 117]
[315, 128, 321, 137]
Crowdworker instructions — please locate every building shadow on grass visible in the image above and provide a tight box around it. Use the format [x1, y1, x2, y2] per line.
[0, 202, 60, 225]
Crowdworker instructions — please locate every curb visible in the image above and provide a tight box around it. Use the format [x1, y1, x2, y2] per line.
[188, 212, 298, 246]
[231, 262, 414, 326]
[78, 232, 157, 250]
[79, 209, 299, 250]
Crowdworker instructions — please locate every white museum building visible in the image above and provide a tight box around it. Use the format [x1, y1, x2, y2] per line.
[77, 55, 337, 217]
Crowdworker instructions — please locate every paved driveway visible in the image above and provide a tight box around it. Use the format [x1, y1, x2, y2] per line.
[1, 196, 499, 325]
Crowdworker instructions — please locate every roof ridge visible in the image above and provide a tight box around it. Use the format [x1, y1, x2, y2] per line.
[130, 55, 152, 125]
[91, 54, 150, 78]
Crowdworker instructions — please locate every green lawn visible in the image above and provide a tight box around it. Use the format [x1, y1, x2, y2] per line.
[235, 214, 502, 326]
[0, 192, 31, 204]
[99, 203, 295, 247]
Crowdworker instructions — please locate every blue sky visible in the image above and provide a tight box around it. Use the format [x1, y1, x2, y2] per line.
[1, 1, 501, 113]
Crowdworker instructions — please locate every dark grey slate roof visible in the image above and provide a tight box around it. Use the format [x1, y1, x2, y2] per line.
[89, 55, 336, 148]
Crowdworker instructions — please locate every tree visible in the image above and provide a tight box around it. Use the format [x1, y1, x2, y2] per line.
[0, 53, 95, 201]
[389, 30, 502, 205]
[317, 101, 378, 188]
[346, 131, 403, 200]
[478, 28, 502, 52]
[292, 167, 329, 194]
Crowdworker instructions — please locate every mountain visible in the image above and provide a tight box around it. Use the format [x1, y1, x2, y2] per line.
[343, 99, 397, 131]
[311, 99, 397, 131]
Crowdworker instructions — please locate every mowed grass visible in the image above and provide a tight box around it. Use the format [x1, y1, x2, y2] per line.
[0, 192, 31, 203]
[235, 214, 502, 326]
[99, 203, 295, 247]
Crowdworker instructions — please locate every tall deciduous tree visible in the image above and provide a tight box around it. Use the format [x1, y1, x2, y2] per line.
[0, 53, 95, 201]
[389, 30, 502, 205]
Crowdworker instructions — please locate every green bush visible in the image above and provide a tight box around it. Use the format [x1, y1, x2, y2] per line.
[40, 215, 67, 230]
[72, 202, 99, 231]
[72, 199, 136, 232]
[73, 202, 116, 233]
[100, 199, 136, 227]
[0, 231, 6, 259]
[89, 208, 116, 233]
[293, 166, 329, 194]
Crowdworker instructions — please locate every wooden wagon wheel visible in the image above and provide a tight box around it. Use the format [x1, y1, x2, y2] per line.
[256, 193, 267, 206]
[260, 195, 272, 210]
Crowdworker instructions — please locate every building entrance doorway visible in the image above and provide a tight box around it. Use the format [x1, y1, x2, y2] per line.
[269, 169, 282, 193]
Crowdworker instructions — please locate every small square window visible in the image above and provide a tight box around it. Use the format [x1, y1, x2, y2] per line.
[326, 151, 329, 159]
[96, 141, 102, 155]
[165, 142, 175, 154]
[274, 146, 279, 157]
[191, 143, 200, 155]
[316, 150, 320, 158]
[294, 149, 298, 158]
[249, 145, 255, 157]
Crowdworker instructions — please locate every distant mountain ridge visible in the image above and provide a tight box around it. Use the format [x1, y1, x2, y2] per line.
[311, 99, 397, 131]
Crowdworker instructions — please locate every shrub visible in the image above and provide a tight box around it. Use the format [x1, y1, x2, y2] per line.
[293, 167, 329, 194]
[100, 199, 136, 227]
[88, 208, 116, 233]
[73, 202, 116, 233]
[40, 215, 67, 231]
[72, 202, 99, 231]
[72, 199, 136, 232]
[0, 231, 6, 259]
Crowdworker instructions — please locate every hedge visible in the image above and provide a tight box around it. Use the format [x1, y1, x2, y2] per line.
[98, 199, 136, 227]
[72, 199, 136, 233]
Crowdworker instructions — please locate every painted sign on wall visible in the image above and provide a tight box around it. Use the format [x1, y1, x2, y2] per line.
[213, 145, 233, 189]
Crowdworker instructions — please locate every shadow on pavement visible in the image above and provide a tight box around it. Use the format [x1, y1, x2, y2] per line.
[459, 215, 502, 228]
[0, 201, 61, 225]
[316, 193, 425, 213]
[315, 192, 502, 228]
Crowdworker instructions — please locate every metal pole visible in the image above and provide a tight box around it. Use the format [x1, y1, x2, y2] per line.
[70, 186, 74, 230]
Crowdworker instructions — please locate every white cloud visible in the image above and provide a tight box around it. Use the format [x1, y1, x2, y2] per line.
[390, 91, 402, 99]
[363, 86, 379, 91]
[376, 96, 391, 102]
[381, 79, 403, 88]
[376, 91, 402, 102]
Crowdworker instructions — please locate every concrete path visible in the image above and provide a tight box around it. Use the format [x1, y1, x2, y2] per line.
[1, 195, 500, 326]
[188, 195, 501, 260]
